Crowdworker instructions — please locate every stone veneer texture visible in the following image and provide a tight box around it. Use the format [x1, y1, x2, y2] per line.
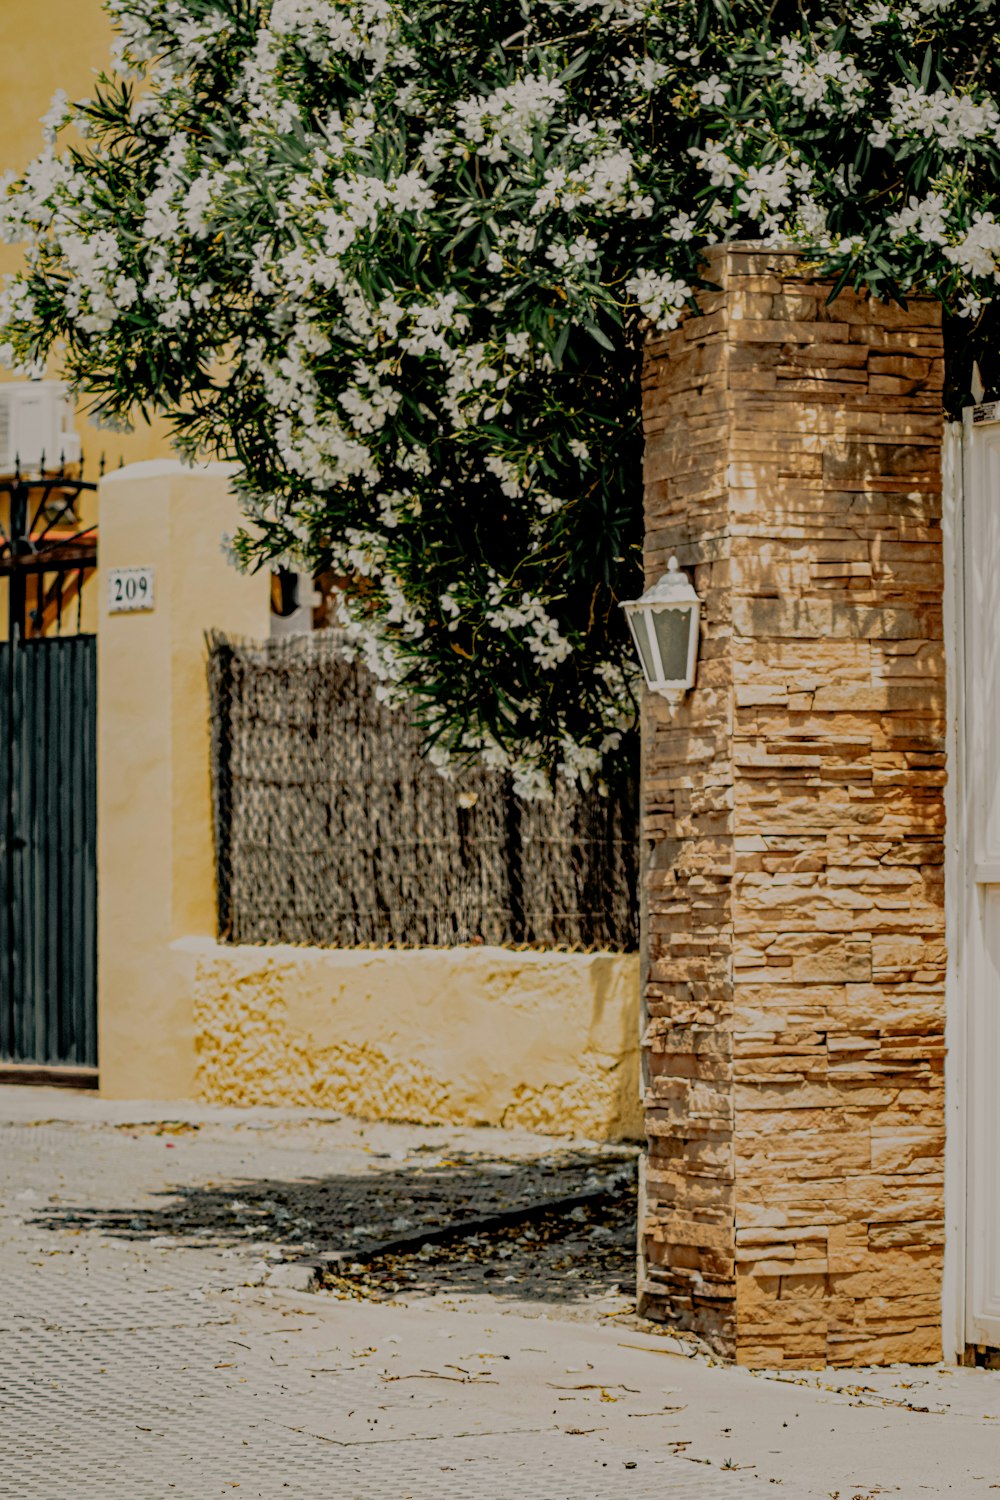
[639, 244, 946, 1368]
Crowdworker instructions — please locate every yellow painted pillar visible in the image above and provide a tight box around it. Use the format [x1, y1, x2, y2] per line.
[97, 461, 270, 1098]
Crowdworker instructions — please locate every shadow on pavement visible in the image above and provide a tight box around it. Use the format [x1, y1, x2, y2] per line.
[29, 1144, 638, 1306]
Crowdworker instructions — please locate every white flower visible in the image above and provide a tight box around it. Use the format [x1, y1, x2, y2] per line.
[945, 212, 1000, 278]
[736, 161, 793, 219]
[183, 173, 214, 237]
[455, 74, 566, 157]
[532, 166, 567, 216]
[958, 291, 988, 319]
[626, 269, 690, 331]
[485, 454, 521, 498]
[694, 74, 728, 108]
[113, 275, 138, 309]
[388, 170, 434, 214]
[569, 235, 598, 265]
[875, 82, 1000, 152]
[774, 40, 866, 117]
[338, 369, 402, 434]
[418, 128, 448, 169]
[887, 191, 951, 246]
[190, 282, 215, 312]
[688, 140, 739, 188]
[40, 90, 71, 145]
[504, 331, 531, 360]
[439, 588, 461, 621]
[485, 581, 572, 670]
[270, 0, 400, 71]
[622, 57, 669, 93]
[570, 148, 638, 213]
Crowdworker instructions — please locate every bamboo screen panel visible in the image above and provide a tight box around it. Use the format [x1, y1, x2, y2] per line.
[208, 633, 638, 951]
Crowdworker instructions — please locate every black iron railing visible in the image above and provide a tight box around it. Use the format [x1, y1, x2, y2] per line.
[0, 459, 100, 640]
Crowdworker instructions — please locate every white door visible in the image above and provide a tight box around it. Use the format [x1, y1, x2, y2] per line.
[963, 409, 1000, 1350]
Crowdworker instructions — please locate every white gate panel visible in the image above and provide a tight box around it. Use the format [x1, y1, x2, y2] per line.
[963, 411, 1000, 1350]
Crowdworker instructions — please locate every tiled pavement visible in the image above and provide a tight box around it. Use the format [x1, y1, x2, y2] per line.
[2, 1092, 999, 1499]
[0, 1120, 772, 1499]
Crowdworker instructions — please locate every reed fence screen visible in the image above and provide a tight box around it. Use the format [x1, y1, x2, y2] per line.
[207, 633, 638, 951]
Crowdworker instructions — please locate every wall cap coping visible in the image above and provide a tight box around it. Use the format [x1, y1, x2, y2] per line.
[171, 935, 639, 971]
[101, 458, 240, 485]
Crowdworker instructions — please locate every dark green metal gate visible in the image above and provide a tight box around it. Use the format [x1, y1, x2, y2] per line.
[0, 637, 97, 1065]
[0, 465, 98, 1071]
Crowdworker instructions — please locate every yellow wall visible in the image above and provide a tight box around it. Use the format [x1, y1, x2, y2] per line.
[94, 465, 642, 1138]
[0, 0, 170, 468]
[180, 939, 643, 1141]
[0, 0, 113, 243]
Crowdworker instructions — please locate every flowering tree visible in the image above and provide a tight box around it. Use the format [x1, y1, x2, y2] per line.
[1, 0, 997, 792]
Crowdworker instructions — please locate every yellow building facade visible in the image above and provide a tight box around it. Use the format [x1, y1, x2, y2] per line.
[0, 0, 169, 470]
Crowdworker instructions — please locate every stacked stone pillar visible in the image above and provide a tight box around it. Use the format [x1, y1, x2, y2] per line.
[639, 244, 947, 1367]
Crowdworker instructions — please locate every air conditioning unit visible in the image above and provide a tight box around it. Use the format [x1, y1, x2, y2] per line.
[0, 381, 82, 475]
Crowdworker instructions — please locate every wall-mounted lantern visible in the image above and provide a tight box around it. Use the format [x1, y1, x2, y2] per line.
[621, 556, 701, 709]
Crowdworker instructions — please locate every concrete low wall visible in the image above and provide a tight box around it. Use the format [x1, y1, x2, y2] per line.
[176, 940, 642, 1141]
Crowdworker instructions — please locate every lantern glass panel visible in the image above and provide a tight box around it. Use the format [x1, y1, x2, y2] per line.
[626, 611, 660, 687]
[652, 605, 690, 683]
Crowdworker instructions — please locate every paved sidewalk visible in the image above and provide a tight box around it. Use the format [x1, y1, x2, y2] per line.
[1, 1089, 998, 1499]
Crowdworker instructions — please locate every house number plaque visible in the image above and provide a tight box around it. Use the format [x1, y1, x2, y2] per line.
[107, 567, 156, 614]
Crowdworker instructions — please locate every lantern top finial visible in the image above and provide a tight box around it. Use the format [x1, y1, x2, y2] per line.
[622, 556, 699, 612]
